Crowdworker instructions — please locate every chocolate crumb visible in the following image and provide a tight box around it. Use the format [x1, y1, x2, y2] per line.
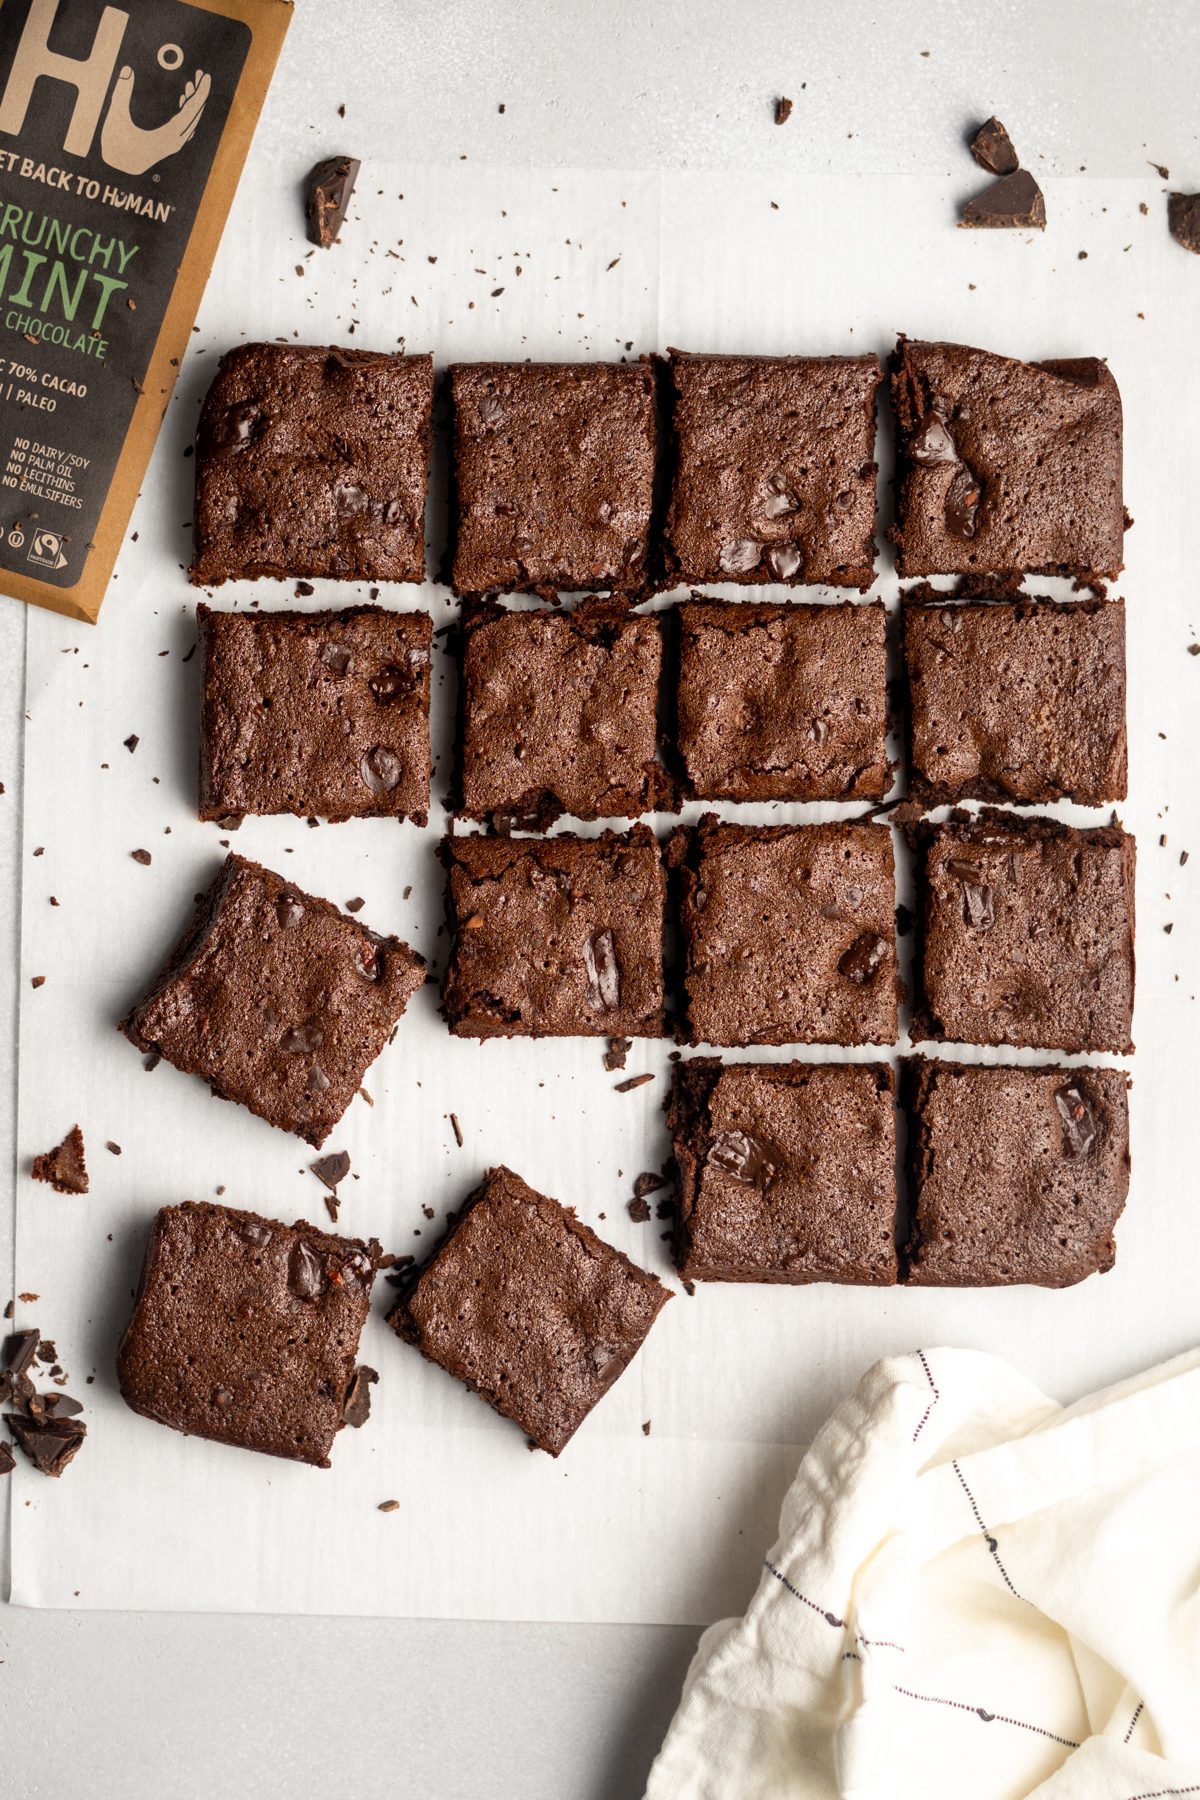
[378, 1498, 400, 1512]
[774, 96, 793, 126]
[627, 1197, 651, 1222]
[123, 734, 139, 753]
[642, 1419, 651, 1436]
[107, 1141, 122, 1156]
[614, 1073, 654, 1094]
[31, 976, 45, 989]
[345, 897, 365, 913]
[449, 1112, 463, 1147]
[130, 848, 152, 866]
[143, 1052, 161, 1072]
[633, 1172, 666, 1200]
[32, 1125, 88, 1194]
[603, 1036, 632, 1072]
[342, 1364, 378, 1428]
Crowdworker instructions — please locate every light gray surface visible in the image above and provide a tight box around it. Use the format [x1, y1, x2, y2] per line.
[0, 1, 1195, 1794]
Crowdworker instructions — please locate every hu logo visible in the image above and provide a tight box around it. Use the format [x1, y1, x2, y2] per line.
[0, 0, 210, 177]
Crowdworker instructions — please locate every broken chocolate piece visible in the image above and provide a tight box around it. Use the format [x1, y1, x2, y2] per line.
[959, 169, 1046, 230]
[969, 117, 1019, 176]
[311, 1150, 351, 1191]
[5, 1412, 87, 1477]
[1168, 192, 1200, 256]
[0, 1441, 13, 1476]
[604, 1037, 632, 1072]
[342, 1364, 377, 1428]
[31, 1125, 88, 1195]
[305, 154, 360, 247]
[627, 1197, 651, 1222]
[4, 1328, 40, 1377]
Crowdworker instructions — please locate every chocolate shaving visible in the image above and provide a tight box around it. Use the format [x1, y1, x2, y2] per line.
[614, 1073, 654, 1094]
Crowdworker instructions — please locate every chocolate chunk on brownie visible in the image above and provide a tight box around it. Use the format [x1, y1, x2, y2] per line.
[198, 603, 432, 824]
[449, 361, 656, 596]
[121, 855, 425, 1145]
[668, 1058, 897, 1284]
[908, 810, 1135, 1054]
[890, 337, 1125, 583]
[903, 587, 1127, 806]
[31, 1124, 88, 1194]
[675, 598, 891, 802]
[191, 344, 433, 585]
[904, 1058, 1130, 1286]
[117, 1202, 379, 1466]
[458, 598, 670, 825]
[441, 827, 665, 1039]
[670, 819, 898, 1046]
[387, 1166, 669, 1455]
[663, 351, 881, 589]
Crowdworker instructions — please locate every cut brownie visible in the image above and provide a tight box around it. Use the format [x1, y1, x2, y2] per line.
[668, 1059, 897, 1284]
[198, 603, 432, 825]
[663, 351, 881, 590]
[190, 344, 433, 585]
[890, 337, 1125, 582]
[458, 598, 670, 825]
[121, 855, 425, 1145]
[903, 588, 1127, 807]
[670, 819, 898, 1047]
[908, 810, 1135, 1054]
[904, 1059, 1130, 1287]
[674, 598, 891, 802]
[441, 827, 665, 1039]
[117, 1202, 379, 1466]
[387, 1166, 669, 1455]
[449, 361, 656, 597]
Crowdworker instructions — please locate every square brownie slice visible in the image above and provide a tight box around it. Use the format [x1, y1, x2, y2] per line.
[674, 598, 891, 802]
[449, 361, 656, 597]
[904, 1059, 1130, 1287]
[890, 337, 1125, 581]
[670, 820, 898, 1047]
[190, 344, 433, 585]
[668, 1059, 897, 1284]
[441, 827, 665, 1039]
[908, 811, 1135, 1054]
[117, 1201, 379, 1466]
[199, 603, 432, 825]
[121, 855, 425, 1145]
[387, 1166, 669, 1455]
[903, 588, 1127, 807]
[458, 598, 671, 826]
[663, 351, 881, 590]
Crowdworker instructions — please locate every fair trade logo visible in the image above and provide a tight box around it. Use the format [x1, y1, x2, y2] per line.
[0, 0, 210, 178]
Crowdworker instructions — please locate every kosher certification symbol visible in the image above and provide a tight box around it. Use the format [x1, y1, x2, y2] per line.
[28, 528, 67, 571]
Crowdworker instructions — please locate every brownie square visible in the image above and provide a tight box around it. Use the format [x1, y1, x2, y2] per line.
[903, 588, 1127, 807]
[674, 598, 891, 802]
[670, 820, 898, 1047]
[190, 344, 433, 585]
[121, 855, 425, 1145]
[890, 337, 1125, 581]
[904, 1059, 1130, 1287]
[458, 598, 670, 825]
[441, 827, 665, 1039]
[117, 1201, 379, 1466]
[668, 1059, 898, 1284]
[198, 604, 432, 825]
[908, 811, 1135, 1054]
[449, 361, 656, 597]
[663, 351, 881, 590]
[387, 1166, 669, 1454]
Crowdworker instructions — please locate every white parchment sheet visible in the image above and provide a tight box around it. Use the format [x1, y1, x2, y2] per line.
[9, 164, 1200, 1619]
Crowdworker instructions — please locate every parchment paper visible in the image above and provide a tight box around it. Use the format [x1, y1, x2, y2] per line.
[9, 163, 1199, 1619]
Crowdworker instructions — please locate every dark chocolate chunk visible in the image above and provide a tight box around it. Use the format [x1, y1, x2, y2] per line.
[288, 1238, 327, 1301]
[5, 1412, 87, 1477]
[311, 1150, 351, 1191]
[627, 1197, 651, 1222]
[305, 155, 361, 247]
[4, 1328, 40, 1376]
[31, 1125, 89, 1195]
[969, 117, 1019, 176]
[1055, 1082, 1099, 1160]
[0, 1441, 13, 1476]
[837, 932, 890, 984]
[707, 1128, 779, 1185]
[583, 929, 621, 1012]
[342, 1364, 377, 1428]
[1168, 192, 1200, 255]
[959, 169, 1046, 230]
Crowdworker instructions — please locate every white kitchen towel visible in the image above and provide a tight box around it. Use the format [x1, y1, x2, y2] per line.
[645, 1346, 1200, 1799]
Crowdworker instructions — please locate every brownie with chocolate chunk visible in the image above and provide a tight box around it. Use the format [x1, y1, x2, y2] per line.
[908, 810, 1135, 1054]
[449, 361, 656, 597]
[388, 1166, 669, 1455]
[117, 1201, 379, 1466]
[441, 827, 665, 1039]
[675, 598, 891, 802]
[121, 855, 425, 1145]
[903, 588, 1127, 806]
[198, 603, 432, 825]
[668, 1058, 898, 1284]
[190, 344, 433, 585]
[890, 337, 1125, 582]
[458, 598, 670, 825]
[670, 819, 898, 1047]
[904, 1058, 1130, 1286]
[663, 352, 881, 590]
